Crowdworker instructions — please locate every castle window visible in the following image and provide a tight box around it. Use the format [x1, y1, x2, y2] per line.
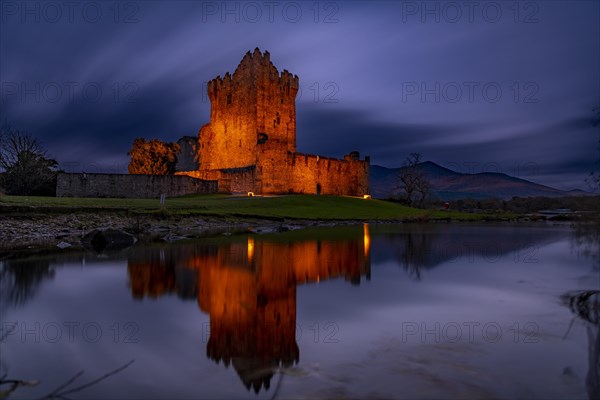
[281, 99, 284, 104]
[226, 93, 232, 105]
[273, 112, 280, 128]
[257, 132, 268, 144]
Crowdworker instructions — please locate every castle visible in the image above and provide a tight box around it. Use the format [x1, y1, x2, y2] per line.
[177, 48, 370, 195]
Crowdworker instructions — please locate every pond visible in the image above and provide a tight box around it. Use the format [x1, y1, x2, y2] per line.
[1, 223, 598, 399]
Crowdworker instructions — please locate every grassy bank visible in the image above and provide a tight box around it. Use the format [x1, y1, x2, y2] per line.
[0, 194, 511, 221]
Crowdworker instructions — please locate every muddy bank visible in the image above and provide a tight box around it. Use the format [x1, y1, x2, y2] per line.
[0, 212, 365, 257]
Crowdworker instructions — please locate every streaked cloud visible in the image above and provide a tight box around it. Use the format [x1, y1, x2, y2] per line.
[1, 1, 598, 190]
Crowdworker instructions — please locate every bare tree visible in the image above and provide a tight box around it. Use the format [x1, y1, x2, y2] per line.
[0, 123, 47, 171]
[399, 153, 431, 207]
[0, 121, 58, 195]
[415, 173, 432, 208]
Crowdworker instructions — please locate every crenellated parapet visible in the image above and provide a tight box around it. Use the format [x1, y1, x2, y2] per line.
[207, 48, 298, 102]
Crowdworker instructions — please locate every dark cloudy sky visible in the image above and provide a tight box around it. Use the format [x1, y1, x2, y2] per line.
[1, 1, 598, 190]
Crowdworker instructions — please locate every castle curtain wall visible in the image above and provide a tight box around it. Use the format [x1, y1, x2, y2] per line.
[57, 173, 217, 198]
[286, 153, 369, 196]
[176, 168, 257, 194]
[177, 152, 370, 196]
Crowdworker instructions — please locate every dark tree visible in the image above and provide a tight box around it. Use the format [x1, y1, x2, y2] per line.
[127, 138, 180, 175]
[0, 122, 58, 196]
[399, 153, 431, 207]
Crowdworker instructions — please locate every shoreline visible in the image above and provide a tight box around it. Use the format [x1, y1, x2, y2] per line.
[0, 211, 384, 258]
[0, 208, 572, 258]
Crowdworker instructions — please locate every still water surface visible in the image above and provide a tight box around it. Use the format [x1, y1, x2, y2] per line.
[1, 223, 598, 399]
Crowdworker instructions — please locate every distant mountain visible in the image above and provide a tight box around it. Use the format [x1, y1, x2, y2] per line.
[371, 161, 589, 200]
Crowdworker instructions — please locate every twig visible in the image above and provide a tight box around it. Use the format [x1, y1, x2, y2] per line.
[562, 316, 577, 340]
[41, 359, 134, 399]
[0, 379, 39, 398]
[42, 371, 83, 399]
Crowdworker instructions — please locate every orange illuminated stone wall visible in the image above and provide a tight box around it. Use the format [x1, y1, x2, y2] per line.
[177, 48, 370, 196]
[286, 152, 370, 196]
[197, 48, 298, 171]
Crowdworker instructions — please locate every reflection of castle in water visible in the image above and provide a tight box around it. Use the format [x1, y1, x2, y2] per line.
[126, 226, 371, 393]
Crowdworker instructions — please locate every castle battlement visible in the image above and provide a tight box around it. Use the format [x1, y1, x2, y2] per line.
[207, 48, 298, 99]
[290, 151, 369, 164]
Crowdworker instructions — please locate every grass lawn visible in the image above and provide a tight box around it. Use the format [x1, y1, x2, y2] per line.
[0, 194, 511, 221]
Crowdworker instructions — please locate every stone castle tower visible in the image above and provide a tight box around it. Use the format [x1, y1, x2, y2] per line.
[178, 48, 369, 195]
[199, 48, 298, 169]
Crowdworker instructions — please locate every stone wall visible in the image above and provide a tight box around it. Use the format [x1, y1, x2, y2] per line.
[287, 152, 369, 196]
[57, 173, 217, 198]
[176, 168, 256, 194]
[256, 139, 292, 193]
[220, 166, 257, 193]
[178, 151, 369, 196]
[198, 48, 298, 171]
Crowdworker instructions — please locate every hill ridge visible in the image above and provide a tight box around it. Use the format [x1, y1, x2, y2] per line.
[370, 161, 588, 200]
